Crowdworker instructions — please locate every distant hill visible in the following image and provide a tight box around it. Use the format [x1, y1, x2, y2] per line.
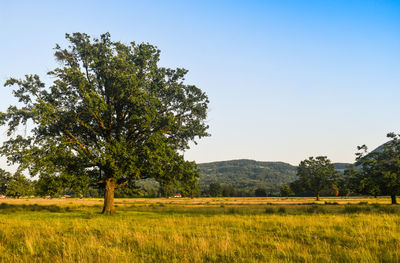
[198, 159, 351, 194]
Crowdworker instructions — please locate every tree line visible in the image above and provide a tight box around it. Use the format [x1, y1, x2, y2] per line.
[281, 133, 400, 204]
[1, 132, 400, 204]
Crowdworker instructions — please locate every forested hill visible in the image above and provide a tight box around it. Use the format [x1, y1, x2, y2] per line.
[198, 159, 351, 194]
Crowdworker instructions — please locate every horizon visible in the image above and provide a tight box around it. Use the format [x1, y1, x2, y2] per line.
[1, 0, 399, 172]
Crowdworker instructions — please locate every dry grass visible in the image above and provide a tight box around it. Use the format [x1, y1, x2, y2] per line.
[0, 197, 399, 262]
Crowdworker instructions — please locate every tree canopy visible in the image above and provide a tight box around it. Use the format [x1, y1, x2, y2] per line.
[0, 169, 11, 195]
[0, 33, 209, 213]
[350, 133, 400, 204]
[5, 173, 32, 198]
[292, 156, 339, 200]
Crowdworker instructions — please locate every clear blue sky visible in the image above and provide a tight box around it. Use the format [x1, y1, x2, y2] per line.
[0, 0, 399, 170]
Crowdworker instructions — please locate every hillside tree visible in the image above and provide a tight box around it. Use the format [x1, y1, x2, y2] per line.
[0, 33, 209, 213]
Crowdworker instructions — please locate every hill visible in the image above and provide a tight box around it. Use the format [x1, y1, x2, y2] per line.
[198, 159, 351, 194]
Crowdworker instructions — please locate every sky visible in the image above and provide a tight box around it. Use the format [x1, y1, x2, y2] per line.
[0, 0, 399, 171]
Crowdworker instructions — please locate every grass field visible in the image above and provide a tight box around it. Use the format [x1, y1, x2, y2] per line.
[0, 197, 399, 263]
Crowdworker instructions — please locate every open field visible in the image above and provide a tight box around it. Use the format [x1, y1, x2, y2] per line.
[0, 197, 399, 262]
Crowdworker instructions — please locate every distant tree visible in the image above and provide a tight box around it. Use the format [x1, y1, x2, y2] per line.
[222, 184, 235, 197]
[0, 169, 11, 195]
[0, 33, 209, 214]
[289, 179, 310, 197]
[295, 156, 339, 201]
[255, 187, 267, 197]
[181, 175, 201, 198]
[85, 187, 102, 198]
[209, 182, 222, 197]
[34, 174, 64, 197]
[280, 185, 294, 197]
[351, 133, 400, 204]
[159, 182, 176, 197]
[6, 173, 33, 198]
[115, 181, 142, 197]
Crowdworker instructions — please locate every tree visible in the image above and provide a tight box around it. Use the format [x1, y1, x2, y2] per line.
[0, 33, 209, 214]
[295, 156, 339, 201]
[221, 184, 235, 197]
[280, 185, 294, 197]
[208, 183, 222, 197]
[255, 187, 267, 197]
[0, 169, 11, 195]
[34, 174, 65, 197]
[6, 173, 33, 198]
[351, 133, 400, 204]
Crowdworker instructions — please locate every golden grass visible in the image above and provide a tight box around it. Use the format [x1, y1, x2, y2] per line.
[0, 197, 399, 262]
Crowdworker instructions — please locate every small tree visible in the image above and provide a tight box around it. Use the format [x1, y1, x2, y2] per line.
[280, 185, 294, 197]
[295, 156, 339, 201]
[352, 133, 400, 204]
[0, 33, 209, 213]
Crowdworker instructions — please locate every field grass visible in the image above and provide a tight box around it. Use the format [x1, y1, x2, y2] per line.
[0, 197, 399, 262]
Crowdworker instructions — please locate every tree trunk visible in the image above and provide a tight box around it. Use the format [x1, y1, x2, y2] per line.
[316, 192, 320, 201]
[391, 195, 397, 205]
[102, 178, 117, 214]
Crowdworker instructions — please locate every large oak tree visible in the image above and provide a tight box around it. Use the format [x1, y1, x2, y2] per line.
[0, 33, 209, 214]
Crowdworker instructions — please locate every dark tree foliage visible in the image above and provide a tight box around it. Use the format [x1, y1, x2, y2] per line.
[280, 185, 294, 197]
[221, 184, 236, 197]
[0, 169, 11, 195]
[255, 187, 267, 197]
[0, 33, 209, 213]
[208, 182, 222, 197]
[349, 133, 400, 204]
[293, 156, 339, 201]
[6, 173, 33, 198]
[34, 174, 64, 197]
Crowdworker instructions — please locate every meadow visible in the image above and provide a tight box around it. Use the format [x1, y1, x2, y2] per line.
[0, 197, 399, 263]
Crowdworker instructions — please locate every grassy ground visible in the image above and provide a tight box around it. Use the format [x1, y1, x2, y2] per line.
[0, 197, 399, 262]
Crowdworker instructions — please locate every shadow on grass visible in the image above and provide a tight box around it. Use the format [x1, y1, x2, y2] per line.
[1, 202, 399, 217]
[126, 203, 400, 216]
[0, 203, 73, 213]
